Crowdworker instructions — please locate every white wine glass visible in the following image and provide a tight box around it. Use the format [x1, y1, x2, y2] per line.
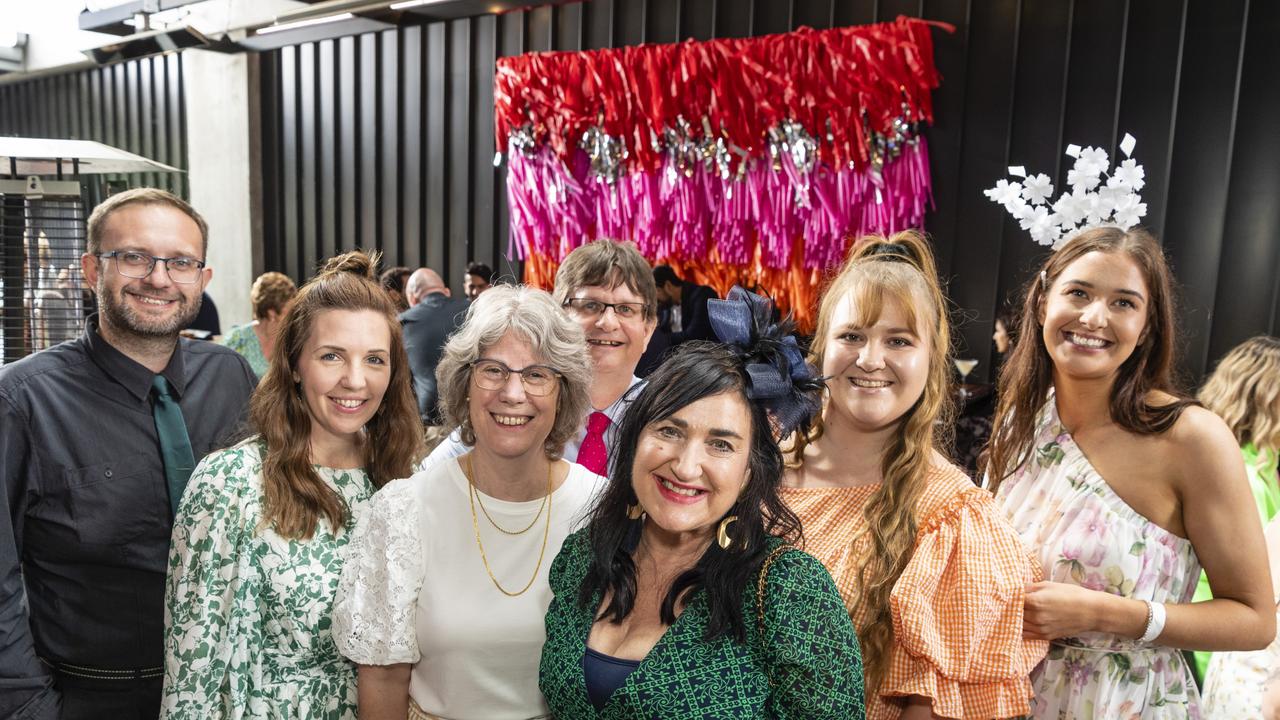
[953, 358, 978, 401]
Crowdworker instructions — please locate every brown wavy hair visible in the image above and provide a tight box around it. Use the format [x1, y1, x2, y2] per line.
[1198, 336, 1280, 455]
[251, 251, 424, 539]
[985, 226, 1195, 492]
[788, 229, 954, 689]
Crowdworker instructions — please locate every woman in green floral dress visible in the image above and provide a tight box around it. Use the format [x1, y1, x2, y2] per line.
[161, 252, 424, 719]
[219, 271, 296, 379]
[539, 289, 865, 718]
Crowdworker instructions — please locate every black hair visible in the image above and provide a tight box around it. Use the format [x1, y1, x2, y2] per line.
[466, 261, 494, 284]
[995, 305, 1018, 349]
[652, 265, 681, 288]
[378, 266, 410, 293]
[578, 341, 804, 643]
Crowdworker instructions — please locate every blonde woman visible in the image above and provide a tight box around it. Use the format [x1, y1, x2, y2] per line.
[220, 271, 298, 378]
[781, 231, 1045, 719]
[1191, 335, 1280, 681]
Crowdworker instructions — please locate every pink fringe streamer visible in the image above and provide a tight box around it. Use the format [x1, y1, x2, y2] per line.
[506, 137, 934, 271]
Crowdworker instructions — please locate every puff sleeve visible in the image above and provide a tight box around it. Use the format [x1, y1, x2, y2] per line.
[882, 489, 1048, 719]
[762, 548, 867, 719]
[333, 477, 424, 666]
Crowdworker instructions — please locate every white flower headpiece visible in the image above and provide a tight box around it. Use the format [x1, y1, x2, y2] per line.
[985, 133, 1147, 249]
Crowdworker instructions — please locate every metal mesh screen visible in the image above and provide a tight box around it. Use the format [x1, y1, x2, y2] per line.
[1, 194, 88, 364]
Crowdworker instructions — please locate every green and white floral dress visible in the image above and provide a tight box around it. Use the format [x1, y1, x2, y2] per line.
[161, 437, 374, 720]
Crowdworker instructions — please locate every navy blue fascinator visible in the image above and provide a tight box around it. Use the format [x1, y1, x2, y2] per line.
[706, 286, 824, 439]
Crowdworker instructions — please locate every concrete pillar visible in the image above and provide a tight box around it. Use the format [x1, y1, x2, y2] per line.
[183, 49, 261, 330]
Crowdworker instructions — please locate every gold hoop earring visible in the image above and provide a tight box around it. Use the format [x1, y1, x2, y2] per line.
[626, 504, 645, 520]
[717, 516, 738, 550]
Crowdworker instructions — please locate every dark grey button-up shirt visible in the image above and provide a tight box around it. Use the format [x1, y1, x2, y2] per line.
[0, 317, 255, 719]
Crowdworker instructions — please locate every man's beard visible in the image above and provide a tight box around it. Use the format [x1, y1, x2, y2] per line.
[97, 279, 201, 339]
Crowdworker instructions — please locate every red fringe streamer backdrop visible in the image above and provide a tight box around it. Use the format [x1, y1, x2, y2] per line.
[495, 17, 949, 331]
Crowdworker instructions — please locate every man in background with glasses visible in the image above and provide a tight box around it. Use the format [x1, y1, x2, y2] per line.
[425, 240, 657, 476]
[0, 188, 256, 720]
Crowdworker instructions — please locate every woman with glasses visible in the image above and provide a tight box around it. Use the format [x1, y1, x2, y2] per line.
[334, 284, 602, 719]
[423, 240, 658, 476]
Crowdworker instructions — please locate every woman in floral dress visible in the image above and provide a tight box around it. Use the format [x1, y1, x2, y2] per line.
[160, 251, 424, 719]
[219, 271, 296, 379]
[986, 227, 1275, 718]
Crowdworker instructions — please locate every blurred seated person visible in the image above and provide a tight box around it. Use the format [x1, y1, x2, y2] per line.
[220, 271, 298, 379]
[652, 265, 718, 345]
[182, 291, 221, 340]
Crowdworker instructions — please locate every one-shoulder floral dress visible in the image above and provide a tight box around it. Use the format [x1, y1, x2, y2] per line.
[995, 393, 1203, 719]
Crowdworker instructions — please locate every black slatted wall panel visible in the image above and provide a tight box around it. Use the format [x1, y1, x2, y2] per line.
[259, 0, 1280, 383]
[0, 55, 189, 202]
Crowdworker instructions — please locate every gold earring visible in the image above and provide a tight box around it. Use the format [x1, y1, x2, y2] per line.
[626, 504, 645, 520]
[717, 516, 738, 550]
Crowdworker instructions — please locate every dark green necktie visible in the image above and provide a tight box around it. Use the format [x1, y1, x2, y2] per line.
[152, 375, 197, 517]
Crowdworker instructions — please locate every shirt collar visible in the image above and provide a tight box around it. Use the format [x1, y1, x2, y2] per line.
[84, 314, 187, 402]
[602, 375, 644, 423]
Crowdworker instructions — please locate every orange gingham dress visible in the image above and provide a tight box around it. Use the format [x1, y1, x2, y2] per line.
[781, 462, 1047, 720]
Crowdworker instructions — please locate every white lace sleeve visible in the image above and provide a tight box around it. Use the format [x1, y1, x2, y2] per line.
[333, 477, 424, 665]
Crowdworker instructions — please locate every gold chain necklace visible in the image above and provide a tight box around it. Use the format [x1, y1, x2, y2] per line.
[463, 455, 549, 535]
[464, 456, 553, 597]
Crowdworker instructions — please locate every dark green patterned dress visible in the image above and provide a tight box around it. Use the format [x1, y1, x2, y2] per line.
[539, 530, 865, 718]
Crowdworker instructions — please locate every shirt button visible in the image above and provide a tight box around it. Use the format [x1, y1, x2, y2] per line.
[105, 469, 113, 478]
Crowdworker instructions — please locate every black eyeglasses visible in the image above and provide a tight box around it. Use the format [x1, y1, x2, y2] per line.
[96, 251, 206, 284]
[469, 359, 562, 396]
[562, 297, 649, 321]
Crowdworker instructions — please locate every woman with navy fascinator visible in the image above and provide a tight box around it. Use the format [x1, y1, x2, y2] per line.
[537, 287, 865, 718]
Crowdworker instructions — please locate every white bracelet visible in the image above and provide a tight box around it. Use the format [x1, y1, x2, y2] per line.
[1138, 601, 1167, 643]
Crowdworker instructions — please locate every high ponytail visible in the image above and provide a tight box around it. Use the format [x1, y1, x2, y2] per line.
[789, 229, 954, 690]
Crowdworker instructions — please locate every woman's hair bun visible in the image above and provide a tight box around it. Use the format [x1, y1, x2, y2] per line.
[318, 250, 380, 281]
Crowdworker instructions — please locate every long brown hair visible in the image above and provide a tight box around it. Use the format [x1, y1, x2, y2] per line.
[986, 227, 1195, 491]
[251, 251, 424, 539]
[790, 229, 954, 689]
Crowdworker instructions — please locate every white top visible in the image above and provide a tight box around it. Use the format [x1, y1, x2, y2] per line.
[423, 375, 645, 466]
[334, 458, 606, 720]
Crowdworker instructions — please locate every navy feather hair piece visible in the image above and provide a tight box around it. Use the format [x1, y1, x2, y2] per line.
[706, 286, 825, 439]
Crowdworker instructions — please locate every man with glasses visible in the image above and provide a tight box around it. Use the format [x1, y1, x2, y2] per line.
[0, 188, 256, 719]
[426, 240, 657, 475]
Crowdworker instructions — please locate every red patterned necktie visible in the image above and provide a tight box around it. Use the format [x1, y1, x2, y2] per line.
[577, 411, 611, 476]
